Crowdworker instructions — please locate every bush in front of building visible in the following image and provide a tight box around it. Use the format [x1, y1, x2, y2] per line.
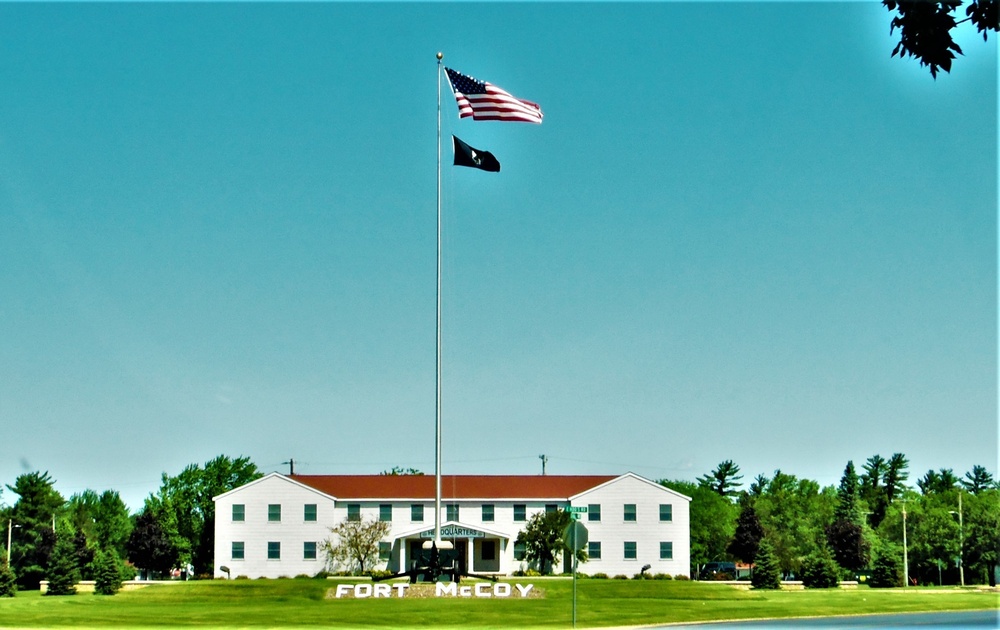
[651, 573, 674, 580]
[613, 574, 629, 580]
[674, 574, 690, 580]
[590, 572, 609, 579]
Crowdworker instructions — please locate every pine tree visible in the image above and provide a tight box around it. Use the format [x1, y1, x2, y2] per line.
[751, 539, 780, 590]
[801, 546, 840, 588]
[870, 543, 903, 588]
[93, 549, 123, 596]
[45, 533, 79, 596]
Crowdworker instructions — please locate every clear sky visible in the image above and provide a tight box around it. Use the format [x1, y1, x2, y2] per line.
[0, 2, 996, 511]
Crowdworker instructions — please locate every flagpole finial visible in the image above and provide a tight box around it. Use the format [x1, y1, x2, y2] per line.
[436, 52, 443, 60]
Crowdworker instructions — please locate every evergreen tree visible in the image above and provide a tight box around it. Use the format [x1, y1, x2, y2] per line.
[45, 533, 79, 596]
[7, 471, 64, 589]
[826, 461, 870, 572]
[801, 546, 840, 588]
[917, 468, 959, 495]
[0, 551, 17, 597]
[728, 500, 765, 564]
[697, 460, 744, 498]
[93, 549, 123, 596]
[751, 539, 780, 589]
[960, 465, 997, 495]
[870, 543, 903, 588]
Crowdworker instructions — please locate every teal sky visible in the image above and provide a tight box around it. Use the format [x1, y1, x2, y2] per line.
[1, 2, 995, 510]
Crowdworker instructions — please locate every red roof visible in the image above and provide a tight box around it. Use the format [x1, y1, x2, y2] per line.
[289, 474, 617, 500]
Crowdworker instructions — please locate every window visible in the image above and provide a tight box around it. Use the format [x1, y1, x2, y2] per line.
[659, 504, 672, 522]
[514, 504, 526, 522]
[624, 504, 636, 522]
[588, 541, 601, 560]
[624, 541, 637, 559]
[231, 541, 244, 560]
[304, 504, 317, 522]
[268, 504, 281, 522]
[411, 504, 424, 522]
[588, 504, 601, 522]
[347, 504, 361, 522]
[232, 504, 245, 522]
[514, 541, 526, 561]
[482, 504, 495, 522]
[481, 540, 496, 561]
[378, 542, 391, 561]
[545, 503, 558, 514]
[379, 504, 392, 522]
[446, 503, 459, 522]
[268, 541, 281, 560]
[304, 541, 317, 560]
[660, 541, 673, 560]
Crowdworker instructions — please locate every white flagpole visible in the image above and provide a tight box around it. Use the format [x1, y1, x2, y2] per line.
[434, 51, 443, 550]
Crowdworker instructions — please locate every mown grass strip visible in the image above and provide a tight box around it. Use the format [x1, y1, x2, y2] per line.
[0, 578, 996, 628]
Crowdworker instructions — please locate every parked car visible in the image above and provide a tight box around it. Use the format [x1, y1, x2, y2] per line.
[699, 562, 736, 580]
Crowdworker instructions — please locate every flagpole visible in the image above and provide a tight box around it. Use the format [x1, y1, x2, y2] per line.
[434, 51, 443, 550]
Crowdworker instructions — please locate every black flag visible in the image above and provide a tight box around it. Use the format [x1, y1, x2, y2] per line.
[453, 135, 500, 172]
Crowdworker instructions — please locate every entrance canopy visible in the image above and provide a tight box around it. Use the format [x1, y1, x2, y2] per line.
[390, 521, 510, 543]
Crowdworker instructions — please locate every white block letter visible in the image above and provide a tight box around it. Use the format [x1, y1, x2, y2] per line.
[335, 584, 352, 598]
[355, 583, 372, 598]
[393, 583, 409, 598]
[374, 583, 391, 598]
[494, 583, 511, 598]
[515, 583, 534, 597]
[436, 582, 457, 597]
[475, 582, 492, 597]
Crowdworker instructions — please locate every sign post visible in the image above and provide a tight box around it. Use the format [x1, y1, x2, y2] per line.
[563, 516, 588, 628]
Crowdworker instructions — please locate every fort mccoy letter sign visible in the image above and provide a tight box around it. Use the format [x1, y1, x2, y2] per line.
[331, 582, 539, 599]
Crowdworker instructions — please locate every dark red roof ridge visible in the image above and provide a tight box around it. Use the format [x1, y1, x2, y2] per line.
[288, 474, 618, 500]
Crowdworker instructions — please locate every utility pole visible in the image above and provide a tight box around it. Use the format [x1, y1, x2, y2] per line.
[902, 499, 909, 587]
[951, 492, 965, 587]
[539, 454, 548, 475]
[282, 459, 295, 476]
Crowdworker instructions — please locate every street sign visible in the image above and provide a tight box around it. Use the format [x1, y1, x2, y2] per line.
[567, 506, 588, 513]
[563, 520, 589, 551]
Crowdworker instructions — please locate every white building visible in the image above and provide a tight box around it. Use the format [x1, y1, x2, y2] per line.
[213, 472, 690, 579]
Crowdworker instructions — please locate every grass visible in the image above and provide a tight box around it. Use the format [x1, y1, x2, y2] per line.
[0, 578, 996, 628]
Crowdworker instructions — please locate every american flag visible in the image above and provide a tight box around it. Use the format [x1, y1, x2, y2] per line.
[445, 67, 543, 124]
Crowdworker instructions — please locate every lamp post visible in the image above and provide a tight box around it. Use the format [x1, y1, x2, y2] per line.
[6, 519, 21, 568]
[949, 492, 965, 587]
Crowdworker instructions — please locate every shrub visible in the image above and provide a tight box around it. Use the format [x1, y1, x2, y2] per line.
[674, 574, 690, 580]
[801, 550, 840, 588]
[652, 573, 673, 580]
[312, 571, 331, 579]
[294, 574, 311, 580]
[633, 572, 651, 580]
[613, 574, 629, 580]
[365, 569, 394, 580]
[0, 553, 16, 597]
[590, 572, 609, 579]
[235, 575, 249, 580]
[120, 562, 138, 581]
[524, 569, 541, 577]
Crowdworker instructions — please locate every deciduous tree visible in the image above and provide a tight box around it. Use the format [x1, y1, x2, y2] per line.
[514, 509, 583, 575]
[661, 480, 737, 574]
[883, 0, 998, 78]
[728, 499, 765, 565]
[321, 516, 391, 575]
[125, 508, 180, 578]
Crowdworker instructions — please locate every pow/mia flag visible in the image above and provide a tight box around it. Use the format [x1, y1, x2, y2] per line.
[452, 135, 500, 173]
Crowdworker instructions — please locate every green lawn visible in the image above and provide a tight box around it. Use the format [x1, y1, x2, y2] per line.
[0, 578, 996, 629]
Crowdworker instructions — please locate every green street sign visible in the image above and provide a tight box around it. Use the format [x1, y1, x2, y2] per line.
[567, 506, 588, 513]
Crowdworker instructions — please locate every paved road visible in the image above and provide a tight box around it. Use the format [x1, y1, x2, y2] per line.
[655, 609, 999, 628]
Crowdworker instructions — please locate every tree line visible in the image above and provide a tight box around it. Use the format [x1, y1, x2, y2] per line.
[0, 455, 260, 595]
[660, 457, 999, 587]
